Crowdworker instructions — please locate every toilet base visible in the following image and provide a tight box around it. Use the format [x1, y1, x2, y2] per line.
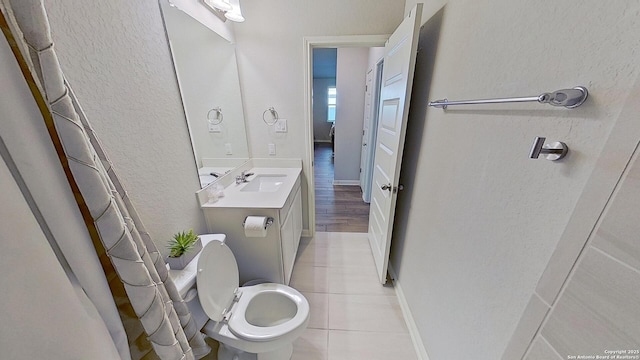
[218, 342, 293, 360]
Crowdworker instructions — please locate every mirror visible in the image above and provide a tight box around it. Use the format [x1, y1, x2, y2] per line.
[160, 0, 250, 188]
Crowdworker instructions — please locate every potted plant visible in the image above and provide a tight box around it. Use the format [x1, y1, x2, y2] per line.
[166, 229, 203, 270]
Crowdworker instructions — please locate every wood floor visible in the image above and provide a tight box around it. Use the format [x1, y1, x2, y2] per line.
[314, 142, 370, 232]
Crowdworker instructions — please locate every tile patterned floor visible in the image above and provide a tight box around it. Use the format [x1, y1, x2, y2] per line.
[290, 232, 418, 360]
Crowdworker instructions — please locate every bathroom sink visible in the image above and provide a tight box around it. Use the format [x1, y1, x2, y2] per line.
[240, 174, 287, 192]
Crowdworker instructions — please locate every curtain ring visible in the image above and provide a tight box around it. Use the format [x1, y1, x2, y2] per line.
[207, 107, 223, 125]
[262, 107, 279, 126]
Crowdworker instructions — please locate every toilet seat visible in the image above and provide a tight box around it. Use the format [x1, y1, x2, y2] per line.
[196, 239, 239, 322]
[227, 283, 309, 342]
[196, 239, 309, 348]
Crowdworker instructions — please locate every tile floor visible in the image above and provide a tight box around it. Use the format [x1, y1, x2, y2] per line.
[289, 232, 418, 360]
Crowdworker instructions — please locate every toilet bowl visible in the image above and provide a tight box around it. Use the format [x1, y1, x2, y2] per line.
[196, 236, 309, 360]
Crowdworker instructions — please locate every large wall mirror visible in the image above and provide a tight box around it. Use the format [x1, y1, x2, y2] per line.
[160, 0, 250, 188]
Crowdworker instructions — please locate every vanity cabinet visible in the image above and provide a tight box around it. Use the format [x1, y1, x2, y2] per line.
[281, 185, 302, 284]
[201, 173, 302, 285]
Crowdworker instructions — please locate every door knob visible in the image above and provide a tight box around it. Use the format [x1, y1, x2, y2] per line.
[381, 183, 392, 191]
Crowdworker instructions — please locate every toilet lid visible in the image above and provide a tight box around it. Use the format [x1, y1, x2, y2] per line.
[196, 239, 239, 322]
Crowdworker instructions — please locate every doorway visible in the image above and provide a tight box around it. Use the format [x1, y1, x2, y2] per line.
[303, 35, 388, 236]
[312, 46, 382, 232]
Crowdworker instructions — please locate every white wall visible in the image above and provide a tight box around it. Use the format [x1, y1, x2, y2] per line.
[312, 77, 335, 142]
[234, 0, 405, 229]
[42, 0, 207, 254]
[162, 2, 249, 164]
[334, 47, 369, 182]
[391, 1, 640, 359]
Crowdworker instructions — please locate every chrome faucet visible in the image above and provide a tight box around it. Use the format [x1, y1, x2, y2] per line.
[235, 171, 254, 184]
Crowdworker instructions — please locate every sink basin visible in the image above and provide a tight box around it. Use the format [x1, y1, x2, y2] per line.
[240, 174, 287, 192]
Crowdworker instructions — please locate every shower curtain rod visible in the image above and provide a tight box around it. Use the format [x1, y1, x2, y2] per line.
[428, 86, 588, 109]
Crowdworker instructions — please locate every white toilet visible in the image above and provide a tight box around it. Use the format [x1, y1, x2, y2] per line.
[194, 235, 309, 360]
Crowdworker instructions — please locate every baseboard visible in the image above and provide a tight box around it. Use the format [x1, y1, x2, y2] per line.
[332, 180, 360, 186]
[301, 229, 312, 238]
[314, 140, 331, 143]
[388, 264, 430, 360]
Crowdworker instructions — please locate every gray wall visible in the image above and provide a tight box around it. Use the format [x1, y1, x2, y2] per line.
[42, 0, 207, 255]
[334, 47, 369, 182]
[391, 1, 640, 359]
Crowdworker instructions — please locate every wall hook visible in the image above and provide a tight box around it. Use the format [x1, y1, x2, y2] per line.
[529, 137, 568, 161]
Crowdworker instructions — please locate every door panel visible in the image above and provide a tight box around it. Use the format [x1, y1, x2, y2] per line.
[362, 61, 385, 203]
[368, 4, 422, 284]
[360, 68, 374, 191]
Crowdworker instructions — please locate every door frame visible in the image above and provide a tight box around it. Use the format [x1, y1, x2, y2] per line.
[303, 35, 389, 237]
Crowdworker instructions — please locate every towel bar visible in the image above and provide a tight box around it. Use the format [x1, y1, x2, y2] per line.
[428, 86, 588, 109]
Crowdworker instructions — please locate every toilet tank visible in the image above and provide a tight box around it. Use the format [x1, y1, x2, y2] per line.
[169, 234, 227, 330]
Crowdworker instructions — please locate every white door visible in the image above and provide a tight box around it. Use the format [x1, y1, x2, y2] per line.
[360, 68, 374, 192]
[368, 4, 422, 284]
[362, 60, 384, 204]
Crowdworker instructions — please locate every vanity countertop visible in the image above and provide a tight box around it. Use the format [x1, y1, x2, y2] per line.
[201, 167, 301, 209]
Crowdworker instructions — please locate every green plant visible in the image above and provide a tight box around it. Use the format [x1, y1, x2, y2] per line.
[168, 230, 199, 258]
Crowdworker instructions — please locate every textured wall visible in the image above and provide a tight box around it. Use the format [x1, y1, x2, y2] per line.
[391, 1, 640, 359]
[42, 0, 207, 254]
[334, 47, 368, 182]
[234, 0, 406, 229]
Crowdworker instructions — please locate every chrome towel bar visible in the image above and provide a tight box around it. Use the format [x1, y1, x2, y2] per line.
[428, 86, 588, 109]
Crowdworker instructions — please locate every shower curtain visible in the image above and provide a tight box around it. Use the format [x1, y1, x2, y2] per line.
[2, 0, 210, 359]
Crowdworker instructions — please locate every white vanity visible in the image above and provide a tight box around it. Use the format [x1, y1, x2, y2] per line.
[197, 159, 303, 285]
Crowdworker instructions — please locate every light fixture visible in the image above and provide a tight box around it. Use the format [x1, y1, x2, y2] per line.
[205, 0, 232, 12]
[224, 0, 245, 22]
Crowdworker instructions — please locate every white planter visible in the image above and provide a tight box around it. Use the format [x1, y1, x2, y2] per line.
[166, 238, 203, 270]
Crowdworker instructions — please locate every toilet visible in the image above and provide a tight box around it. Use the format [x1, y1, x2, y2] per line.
[194, 235, 309, 360]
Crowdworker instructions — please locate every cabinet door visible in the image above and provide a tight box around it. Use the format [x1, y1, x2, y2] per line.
[281, 207, 295, 285]
[292, 187, 303, 250]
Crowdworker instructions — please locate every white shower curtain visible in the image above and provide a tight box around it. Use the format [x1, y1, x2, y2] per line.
[3, 0, 210, 359]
